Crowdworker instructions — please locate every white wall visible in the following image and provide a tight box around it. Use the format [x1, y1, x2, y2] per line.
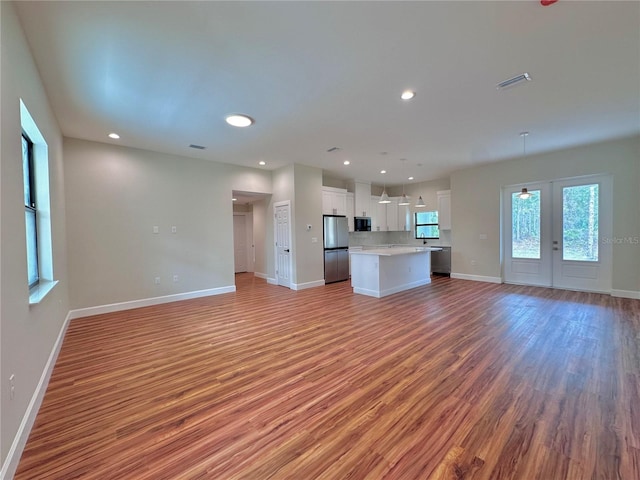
[292, 164, 324, 287]
[266, 164, 324, 287]
[1, 1, 70, 474]
[252, 199, 268, 277]
[64, 138, 272, 309]
[450, 135, 640, 294]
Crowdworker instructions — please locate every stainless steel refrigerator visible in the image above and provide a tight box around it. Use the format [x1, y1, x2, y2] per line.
[323, 215, 349, 283]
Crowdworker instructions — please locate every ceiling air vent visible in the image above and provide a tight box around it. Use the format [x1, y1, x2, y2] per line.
[189, 144, 206, 150]
[496, 73, 531, 90]
[326, 147, 341, 153]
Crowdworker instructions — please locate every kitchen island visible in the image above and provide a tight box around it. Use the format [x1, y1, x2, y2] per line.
[350, 247, 441, 298]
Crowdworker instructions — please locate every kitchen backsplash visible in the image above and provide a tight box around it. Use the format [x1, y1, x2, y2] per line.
[349, 230, 451, 247]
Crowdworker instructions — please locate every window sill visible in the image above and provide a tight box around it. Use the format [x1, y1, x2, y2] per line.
[29, 280, 59, 305]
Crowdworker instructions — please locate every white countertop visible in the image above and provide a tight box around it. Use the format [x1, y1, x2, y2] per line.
[350, 246, 442, 256]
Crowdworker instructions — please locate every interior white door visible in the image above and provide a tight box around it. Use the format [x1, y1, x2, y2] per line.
[551, 175, 612, 292]
[233, 215, 247, 273]
[504, 175, 612, 292]
[274, 202, 291, 287]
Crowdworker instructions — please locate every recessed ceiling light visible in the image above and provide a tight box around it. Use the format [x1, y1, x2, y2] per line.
[401, 90, 416, 100]
[108, 133, 120, 139]
[225, 114, 254, 127]
[343, 160, 350, 165]
[232, 198, 237, 202]
[259, 160, 266, 166]
[380, 170, 386, 174]
[408, 176, 414, 180]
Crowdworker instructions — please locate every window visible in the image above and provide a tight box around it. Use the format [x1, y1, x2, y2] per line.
[21, 99, 56, 303]
[22, 133, 39, 287]
[415, 211, 439, 239]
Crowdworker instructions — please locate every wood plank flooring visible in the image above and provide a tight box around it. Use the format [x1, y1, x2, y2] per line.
[15, 275, 640, 479]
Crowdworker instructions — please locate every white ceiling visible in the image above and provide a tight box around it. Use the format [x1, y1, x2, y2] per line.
[15, 1, 640, 187]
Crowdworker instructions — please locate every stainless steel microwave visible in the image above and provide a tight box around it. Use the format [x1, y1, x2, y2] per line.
[354, 217, 371, 232]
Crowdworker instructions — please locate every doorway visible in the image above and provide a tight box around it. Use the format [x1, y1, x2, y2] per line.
[274, 201, 291, 288]
[233, 214, 250, 273]
[503, 174, 612, 292]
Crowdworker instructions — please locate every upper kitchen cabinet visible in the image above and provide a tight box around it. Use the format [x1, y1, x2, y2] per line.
[346, 192, 355, 232]
[370, 196, 409, 231]
[437, 190, 451, 230]
[354, 181, 371, 217]
[398, 202, 411, 232]
[371, 195, 386, 231]
[322, 187, 347, 216]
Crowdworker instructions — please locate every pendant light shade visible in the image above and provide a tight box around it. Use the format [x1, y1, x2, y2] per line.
[415, 195, 426, 208]
[517, 187, 532, 200]
[379, 189, 391, 204]
[398, 193, 410, 206]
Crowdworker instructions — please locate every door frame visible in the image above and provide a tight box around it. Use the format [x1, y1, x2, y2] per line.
[502, 174, 612, 293]
[233, 212, 254, 273]
[273, 200, 292, 288]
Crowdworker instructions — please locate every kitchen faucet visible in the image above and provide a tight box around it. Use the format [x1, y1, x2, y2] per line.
[420, 233, 427, 245]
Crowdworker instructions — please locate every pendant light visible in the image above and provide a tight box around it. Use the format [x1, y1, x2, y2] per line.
[415, 178, 426, 208]
[398, 158, 410, 205]
[518, 187, 532, 200]
[517, 132, 532, 199]
[379, 186, 391, 204]
[379, 169, 391, 203]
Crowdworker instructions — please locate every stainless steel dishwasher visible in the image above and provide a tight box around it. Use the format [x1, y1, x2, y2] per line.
[430, 246, 451, 276]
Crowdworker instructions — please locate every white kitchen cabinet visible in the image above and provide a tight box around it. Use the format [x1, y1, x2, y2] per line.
[322, 187, 347, 216]
[354, 182, 371, 217]
[386, 197, 398, 231]
[437, 190, 451, 230]
[397, 201, 411, 232]
[371, 195, 386, 231]
[346, 192, 355, 232]
[370, 196, 410, 231]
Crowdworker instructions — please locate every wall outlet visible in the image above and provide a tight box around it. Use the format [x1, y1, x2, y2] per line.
[154, 277, 161, 285]
[9, 374, 15, 400]
[171, 226, 177, 234]
[311, 237, 317, 243]
[173, 275, 179, 282]
[479, 233, 487, 240]
[471, 260, 477, 266]
[153, 226, 159, 234]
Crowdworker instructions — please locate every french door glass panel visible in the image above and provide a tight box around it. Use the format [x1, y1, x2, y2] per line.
[562, 184, 599, 261]
[511, 190, 541, 259]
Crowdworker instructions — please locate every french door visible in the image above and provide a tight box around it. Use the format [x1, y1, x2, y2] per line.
[503, 175, 612, 292]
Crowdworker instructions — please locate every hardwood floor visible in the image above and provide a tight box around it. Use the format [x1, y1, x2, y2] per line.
[15, 275, 640, 479]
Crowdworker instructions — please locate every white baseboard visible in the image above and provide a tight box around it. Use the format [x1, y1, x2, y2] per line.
[451, 273, 503, 284]
[254, 272, 267, 279]
[611, 289, 640, 299]
[69, 285, 236, 320]
[267, 277, 277, 285]
[292, 279, 325, 291]
[1, 312, 72, 480]
[354, 278, 431, 298]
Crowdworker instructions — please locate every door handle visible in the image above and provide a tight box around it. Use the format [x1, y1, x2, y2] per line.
[284, 249, 290, 252]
